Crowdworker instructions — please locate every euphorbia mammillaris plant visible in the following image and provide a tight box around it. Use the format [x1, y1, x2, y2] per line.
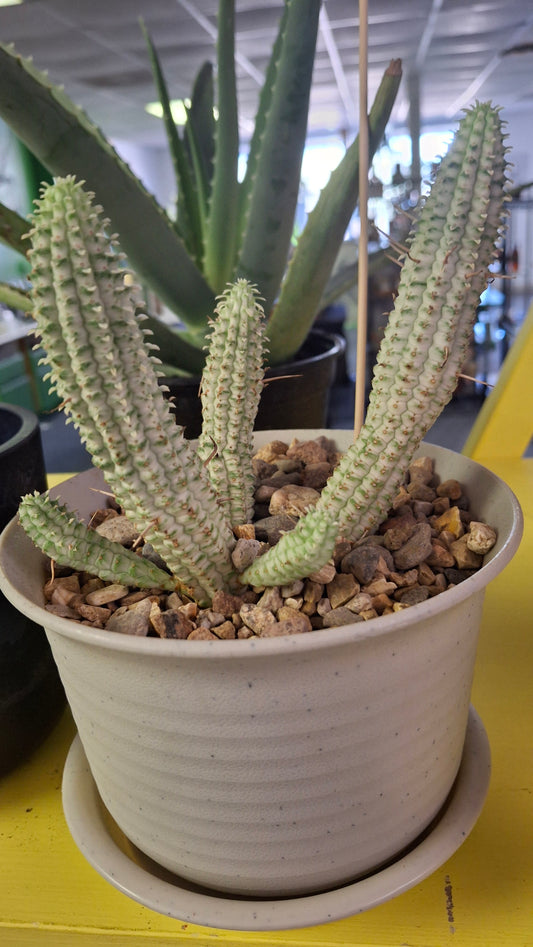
[18, 103, 510, 608]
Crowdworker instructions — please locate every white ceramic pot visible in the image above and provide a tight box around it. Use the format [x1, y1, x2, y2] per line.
[0, 432, 523, 898]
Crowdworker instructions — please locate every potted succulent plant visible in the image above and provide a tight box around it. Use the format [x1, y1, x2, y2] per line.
[0, 0, 400, 430]
[0, 103, 523, 915]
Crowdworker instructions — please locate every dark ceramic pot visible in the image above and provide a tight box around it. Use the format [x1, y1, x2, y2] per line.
[0, 403, 65, 776]
[165, 329, 345, 439]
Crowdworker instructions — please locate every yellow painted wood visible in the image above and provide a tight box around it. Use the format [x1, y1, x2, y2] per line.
[1, 461, 530, 944]
[463, 302, 533, 460]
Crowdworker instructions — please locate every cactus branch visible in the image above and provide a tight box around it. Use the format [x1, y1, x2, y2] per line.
[197, 280, 266, 525]
[18, 493, 183, 593]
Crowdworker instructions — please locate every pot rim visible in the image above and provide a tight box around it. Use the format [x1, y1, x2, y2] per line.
[0, 441, 523, 661]
[0, 402, 39, 455]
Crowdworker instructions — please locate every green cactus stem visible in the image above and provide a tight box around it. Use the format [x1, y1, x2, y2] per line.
[197, 280, 266, 526]
[19, 493, 183, 594]
[28, 176, 234, 605]
[239, 509, 339, 589]
[245, 102, 509, 586]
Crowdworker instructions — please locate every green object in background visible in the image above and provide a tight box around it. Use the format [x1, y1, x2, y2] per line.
[0, 352, 33, 411]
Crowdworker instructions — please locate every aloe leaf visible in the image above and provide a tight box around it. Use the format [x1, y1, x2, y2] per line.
[237, 0, 321, 315]
[185, 61, 216, 215]
[0, 199, 29, 257]
[0, 42, 216, 332]
[266, 60, 402, 364]
[142, 314, 207, 376]
[141, 21, 204, 266]
[0, 281, 32, 312]
[236, 0, 290, 244]
[203, 0, 240, 292]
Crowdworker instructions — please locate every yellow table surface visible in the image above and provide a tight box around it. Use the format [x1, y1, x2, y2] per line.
[1, 458, 532, 946]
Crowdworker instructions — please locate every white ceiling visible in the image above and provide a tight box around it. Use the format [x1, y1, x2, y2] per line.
[1, 0, 533, 148]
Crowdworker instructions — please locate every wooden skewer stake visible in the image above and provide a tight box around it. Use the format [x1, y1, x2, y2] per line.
[354, 0, 369, 439]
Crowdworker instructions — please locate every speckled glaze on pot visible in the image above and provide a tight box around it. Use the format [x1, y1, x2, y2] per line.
[0, 433, 523, 897]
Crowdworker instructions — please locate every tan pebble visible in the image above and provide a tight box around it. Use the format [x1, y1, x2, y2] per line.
[166, 591, 184, 610]
[360, 608, 379, 620]
[388, 568, 418, 587]
[85, 583, 130, 606]
[326, 572, 359, 608]
[408, 456, 434, 484]
[418, 561, 436, 586]
[187, 627, 218, 640]
[432, 496, 450, 515]
[178, 601, 198, 620]
[438, 529, 457, 548]
[433, 505, 464, 538]
[308, 560, 336, 584]
[345, 592, 373, 614]
[240, 603, 277, 634]
[233, 523, 256, 540]
[106, 601, 151, 636]
[95, 514, 139, 547]
[283, 595, 304, 610]
[257, 587, 283, 612]
[302, 462, 332, 490]
[406, 481, 436, 502]
[211, 589, 244, 617]
[150, 602, 193, 639]
[80, 576, 105, 596]
[280, 579, 304, 597]
[316, 597, 332, 616]
[426, 538, 455, 568]
[436, 479, 463, 500]
[392, 601, 409, 612]
[269, 484, 320, 517]
[303, 580, 324, 604]
[51, 585, 78, 607]
[392, 484, 411, 509]
[77, 603, 111, 623]
[44, 574, 81, 601]
[253, 440, 289, 463]
[231, 538, 263, 571]
[449, 535, 483, 569]
[263, 612, 312, 635]
[301, 600, 317, 616]
[237, 626, 256, 639]
[121, 589, 157, 606]
[371, 593, 394, 613]
[466, 521, 497, 555]
[45, 603, 80, 620]
[363, 577, 397, 596]
[212, 621, 237, 640]
[286, 439, 329, 465]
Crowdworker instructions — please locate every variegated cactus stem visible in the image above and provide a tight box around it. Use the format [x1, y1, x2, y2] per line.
[197, 280, 266, 526]
[19, 493, 186, 594]
[27, 176, 234, 605]
[245, 102, 510, 589]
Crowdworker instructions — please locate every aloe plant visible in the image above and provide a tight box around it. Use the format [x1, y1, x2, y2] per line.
[0, 0, 401, 374]
[17, 102, 509, 609]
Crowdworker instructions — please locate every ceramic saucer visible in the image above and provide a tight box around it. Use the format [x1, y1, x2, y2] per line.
[62, 705, 490, 932]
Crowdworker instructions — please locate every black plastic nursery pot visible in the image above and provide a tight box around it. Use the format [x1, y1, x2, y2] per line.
[0, 403, 65, 776]
[164, 329, 345, 438]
